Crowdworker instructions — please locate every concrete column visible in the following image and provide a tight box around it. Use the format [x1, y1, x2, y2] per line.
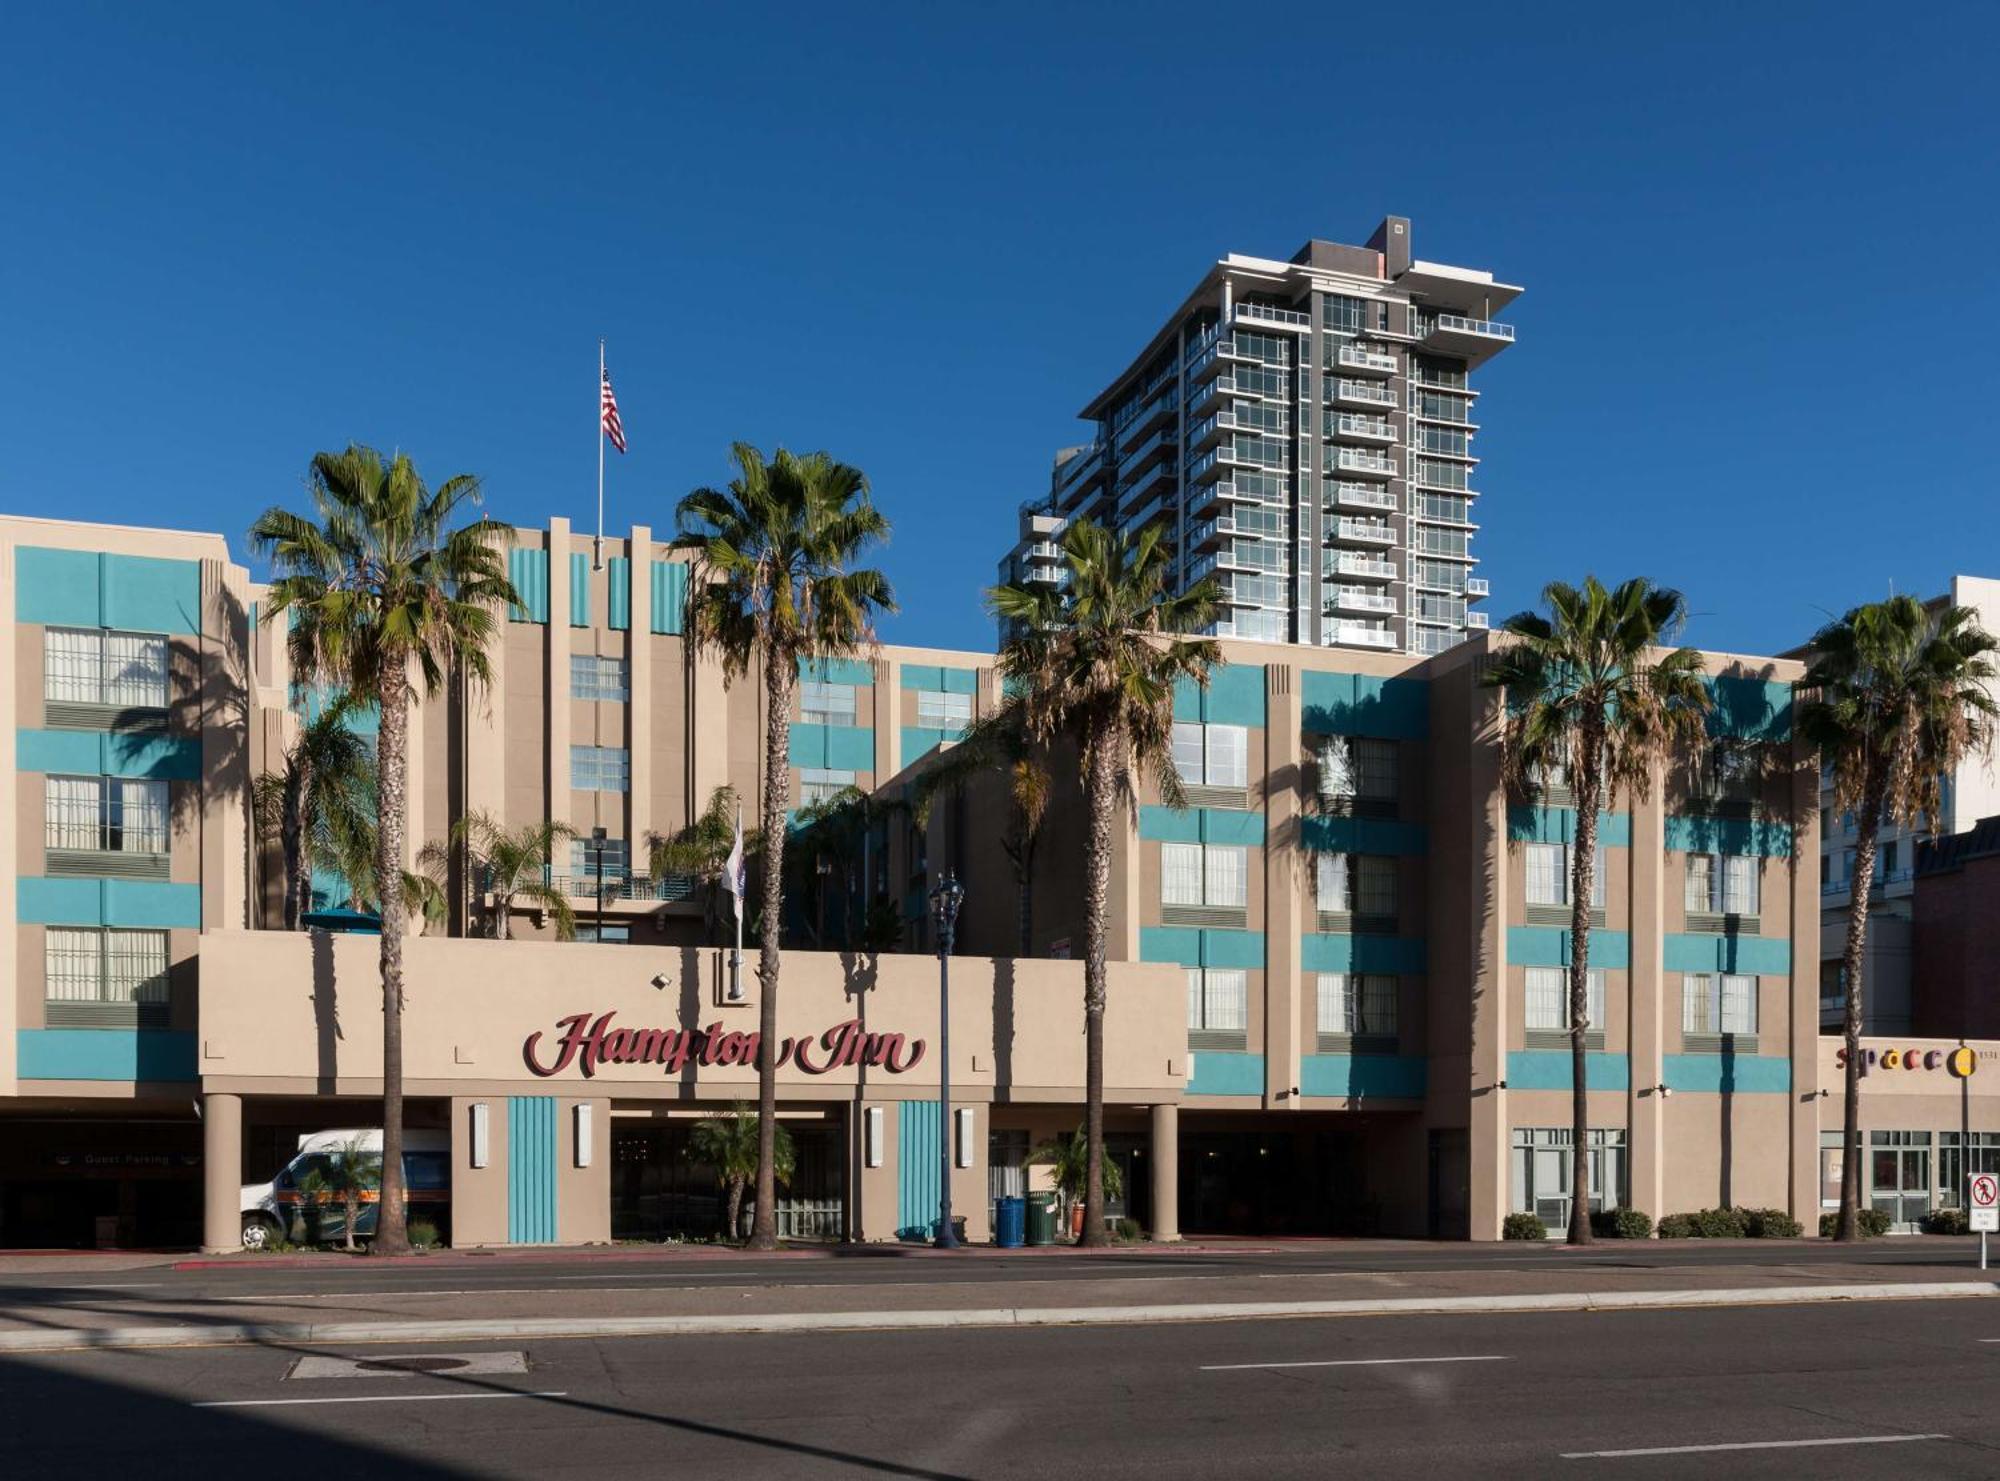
[1467, 679, 1511, 1240]
[873, 656, 897, 782]
[1263, 662, 1302, 1109]
[1150, 1101, 1180, 1242]
[1628, 769, 1668, 1223]
[1788, 730, 1822, 1225]
[545, 519, 572, 824]
[627, 527, 652, 853]
[200, 559, 251, 931]
[202, 1092, 244, 1252]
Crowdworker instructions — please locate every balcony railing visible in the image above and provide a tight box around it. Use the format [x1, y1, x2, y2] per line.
[1334, 518, 1395, 545]
[1334, 449, 1395, 476]
[1234, 301, 1310, 328]
[1325, 481, 1396, 512]
[1332, 378, 1396, 407]
[1326, 586, 1397, 614]
[1331, 623, 1397, 649]
[1337, 345, 1397, 374]
[1466, 611, 1491, 630]
[545, 872, 699, 903]
[1330, 414, 1396, 444]
[1465, 576, 1490, 597]
[1331, 553, 1398, 581]
[1431, 313, 1515, 341]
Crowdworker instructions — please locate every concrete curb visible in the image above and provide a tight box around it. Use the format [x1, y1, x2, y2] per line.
[4, 1280, 1997, 1353]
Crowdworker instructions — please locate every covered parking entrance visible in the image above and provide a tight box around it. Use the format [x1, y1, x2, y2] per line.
[0, 1105, 201, 1248]
[1177, 1110, 1426, 1237]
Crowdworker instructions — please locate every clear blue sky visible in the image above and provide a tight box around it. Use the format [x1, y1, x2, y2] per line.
[4, 2, 1996, 655]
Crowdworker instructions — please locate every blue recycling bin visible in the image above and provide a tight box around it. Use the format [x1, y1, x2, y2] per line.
[994, 1196, 1026, 1249]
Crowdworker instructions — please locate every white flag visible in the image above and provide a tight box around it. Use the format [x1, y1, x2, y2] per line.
[723, 809, 746, 923]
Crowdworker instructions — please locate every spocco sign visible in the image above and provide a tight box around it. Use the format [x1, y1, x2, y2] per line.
[523, 1012, 926, 1079]
[1833, 1045, 1979, 1079]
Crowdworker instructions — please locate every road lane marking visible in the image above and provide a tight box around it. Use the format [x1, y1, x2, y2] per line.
[195, 1391, 567, 1409]
[1561, 1434, 1952, 1459]
[1201, 1354, 1509, 1372]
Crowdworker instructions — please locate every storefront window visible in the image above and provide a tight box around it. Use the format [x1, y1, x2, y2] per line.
[1940, 1132, 2000, 1208]
[1509, 1128, 1626, 1231]
[1869, 1130, 1932, 1229]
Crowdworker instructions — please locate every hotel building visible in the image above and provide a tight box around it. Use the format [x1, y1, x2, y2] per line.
[999, 215, 1518, 656]
[3, 511, 1995, 1252]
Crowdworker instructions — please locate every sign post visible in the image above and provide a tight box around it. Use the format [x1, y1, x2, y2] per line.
[1969, 1172, 1998, 1271]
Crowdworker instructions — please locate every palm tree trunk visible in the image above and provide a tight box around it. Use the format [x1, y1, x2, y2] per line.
[282, 772, 308, 931]
[1836, 767, 1887, 1241]
[1566, 728, 1604, 1246]
[728, 1178, 745, 1242]
[1015, 830, 1036, 959]
[374, 673, 412, 1257]
[493, 890, 510, 941]
[1079, 723, 1119, 1249]
[749, 653, 792, 1252]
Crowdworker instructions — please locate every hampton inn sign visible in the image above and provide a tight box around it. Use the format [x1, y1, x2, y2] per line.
[522, 1013, 929, 1079]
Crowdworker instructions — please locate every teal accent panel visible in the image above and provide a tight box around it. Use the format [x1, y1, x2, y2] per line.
[1663, 1052, 1792, 1094]
[800, 656, 875, 686]
[606, 557, 631, 630]
[650, 561, 688, 634]
[1140, 806, 1203, 844]
[1140, 926, 1202, 967]
[1188, 1051, 1266, 1096]
[789, 723, 828, 768]
[897, 1100, 942, 1240]
[299, 683, 380, 736]
[1139, 926, 1264, 969]
[1505, 927, 1631, 969]
[825, 726, 875, 772]
[569, 553, 591, 627]
[1664, 934, 1792, 974]
[1506, 806, 1632, 848]
[940, 667, 978, 695]
[1666, 814, 1794, 857]
[506, 1096, 559, 1243]
[1301, 933, 1427, 974]
[16, 1029, 197, 1082]
[19, 877, 201, 928]
[1505, 1050, 1631, 1091]
[22, 727, 207, 782]
[1173, 663, 1267, 726]
[16, 549, 201, 634]
[507, 549, 549, 623]
[901, 727, 953, 766]
[1300, 1053, 1427, 1099]
[1141, 807, 1267, 846]
[1300, 670, 1429, 739]
[1707, 676, 1793, 742]
[902, 664, 943, 692]
[1301, 815, 1428, 856]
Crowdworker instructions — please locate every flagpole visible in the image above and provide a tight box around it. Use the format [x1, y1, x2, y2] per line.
[594, 339, 606, 571]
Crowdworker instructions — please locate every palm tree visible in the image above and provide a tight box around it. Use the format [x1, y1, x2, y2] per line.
[686, 1102, 796, 1242]
[648, 785, 753, 944]
[787, 784, 906, 948]
[910, 710, 1051, 957]
[1027, 1125, 1123, 1237]
[1482, 577, 1712, 1245]
[1800, 596, 1997, 1240]
[673, 444, 894, 1251]
[987, 519, 1219, 1247]
[421, 811, 577, 941]
[252, 693, 377, 930]
[252, 445, 516, 1256]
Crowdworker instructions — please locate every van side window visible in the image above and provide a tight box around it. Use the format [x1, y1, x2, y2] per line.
[404, 1152, 449, 1190]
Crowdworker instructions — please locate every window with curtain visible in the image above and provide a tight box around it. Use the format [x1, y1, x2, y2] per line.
[45, 927, 169, 1005]
[799, 681, 857, 726]
[1317, 736, 1397, 805]
[798, 768, 856, 806]
[915, 690, 972, 729]
[45, 628, 170, 708]
[1172, 722, 1248, 787]
[44, 776, 168, 854]
[569, 746, 630, 792]
[1185, 968, 1248, 1031]
[1164, 843, 1247, 908]
[1686, 853, 1759, 915]
[569, 654, 630, 702]
[1525, 967, 1606, 1032]
[1316, 973, 1397, 1037]
[1525, 842, 1605, 907]
[1683, 973, 1758, 1035]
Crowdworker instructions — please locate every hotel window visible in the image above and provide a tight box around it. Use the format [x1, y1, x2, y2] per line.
[45, 927, 170, 1009]
[1172, 722, 1248, 788]
[1511, 1128, 1626, 1228]
[1322, 295, 1366, 334]
[1317, 736, 1397, 808]
[1185, 968, 1248, 1034]
[800, 681, 858, 726]
[915, 690, 972, 730]
[1525, 967, 1606, 1034]
[1525, 843, 1605, 908]
[1315, 853, 1397, 920]
[570, 654, 630, 702]
[1685, 853, 1758, 916]
[568, 837, 630, 879]
[576, 923, 632, 945]
[1682, 973, 1757, 1036]
[569, 746, 630, 792]
[45, 628, 169, 709]
[798, 768, 857, 807]
[1316, 973, 1397, 1040]
[1161, 843, 1248, 908]
[45, 776, 168, 855]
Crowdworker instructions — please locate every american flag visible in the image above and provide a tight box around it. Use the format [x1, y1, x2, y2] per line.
[600, 368, 627, 453]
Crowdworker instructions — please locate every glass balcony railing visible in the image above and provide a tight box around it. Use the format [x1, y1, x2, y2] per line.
[1338, 345, 1397, 374]
[1234, 301, 1310, 328]
[1431, 313, 1515, 341]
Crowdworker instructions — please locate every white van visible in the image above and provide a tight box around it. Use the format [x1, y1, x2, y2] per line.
[240, 1129, 451, 1249]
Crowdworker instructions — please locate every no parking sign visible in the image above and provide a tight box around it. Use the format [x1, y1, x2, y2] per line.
[1970, 1173, 1999, 1234]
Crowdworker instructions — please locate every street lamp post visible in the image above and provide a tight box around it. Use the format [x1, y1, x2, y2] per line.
[589, 826, 608, 943]
[930, 873, 965, 1249]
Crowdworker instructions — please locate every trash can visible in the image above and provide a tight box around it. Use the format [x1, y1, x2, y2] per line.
[994, 1196, 1026, 1249]
[1025, 1192, 1058, 1246]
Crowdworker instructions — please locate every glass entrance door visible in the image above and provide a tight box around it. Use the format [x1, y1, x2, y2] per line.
[1869, 1131, 1932, 1230]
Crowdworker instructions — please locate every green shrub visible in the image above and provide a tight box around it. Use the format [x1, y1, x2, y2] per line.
[1693, 1206, 1748, 1238]
[1655, 1212, 1698, 1239]
[407, 1218, 442, 1251]
[1818, 1207, 1895, 1238]
[1741, 1207, 1804, 1239]
[1114, 1217, 1144, 1243]
[1921, 1207, 1969, 1235]
[1590, 1207, 1653, 1239]
[1502, 1212, 1549, 1241]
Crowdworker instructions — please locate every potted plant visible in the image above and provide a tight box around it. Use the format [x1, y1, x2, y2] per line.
[1027, 1126, 1123, 1242]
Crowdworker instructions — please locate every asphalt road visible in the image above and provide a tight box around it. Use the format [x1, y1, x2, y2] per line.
[0, 1236, 1989, 1307]
[4, 1298, 1999, 1478]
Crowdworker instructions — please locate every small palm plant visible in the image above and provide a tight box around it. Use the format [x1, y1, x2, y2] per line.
[987, 519, 1219, 1246]
[330, 1135, 383, 1252]
[686, 1103, 796, 1241]
[420, 811, 577, 941]
[1027, 1125, 1123, 1238]
[1800, 596, 1998, 1240]
[649, 785, 756, 945]
[1481, 577, 1711, 1245]
[251, 692, 377, 930]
